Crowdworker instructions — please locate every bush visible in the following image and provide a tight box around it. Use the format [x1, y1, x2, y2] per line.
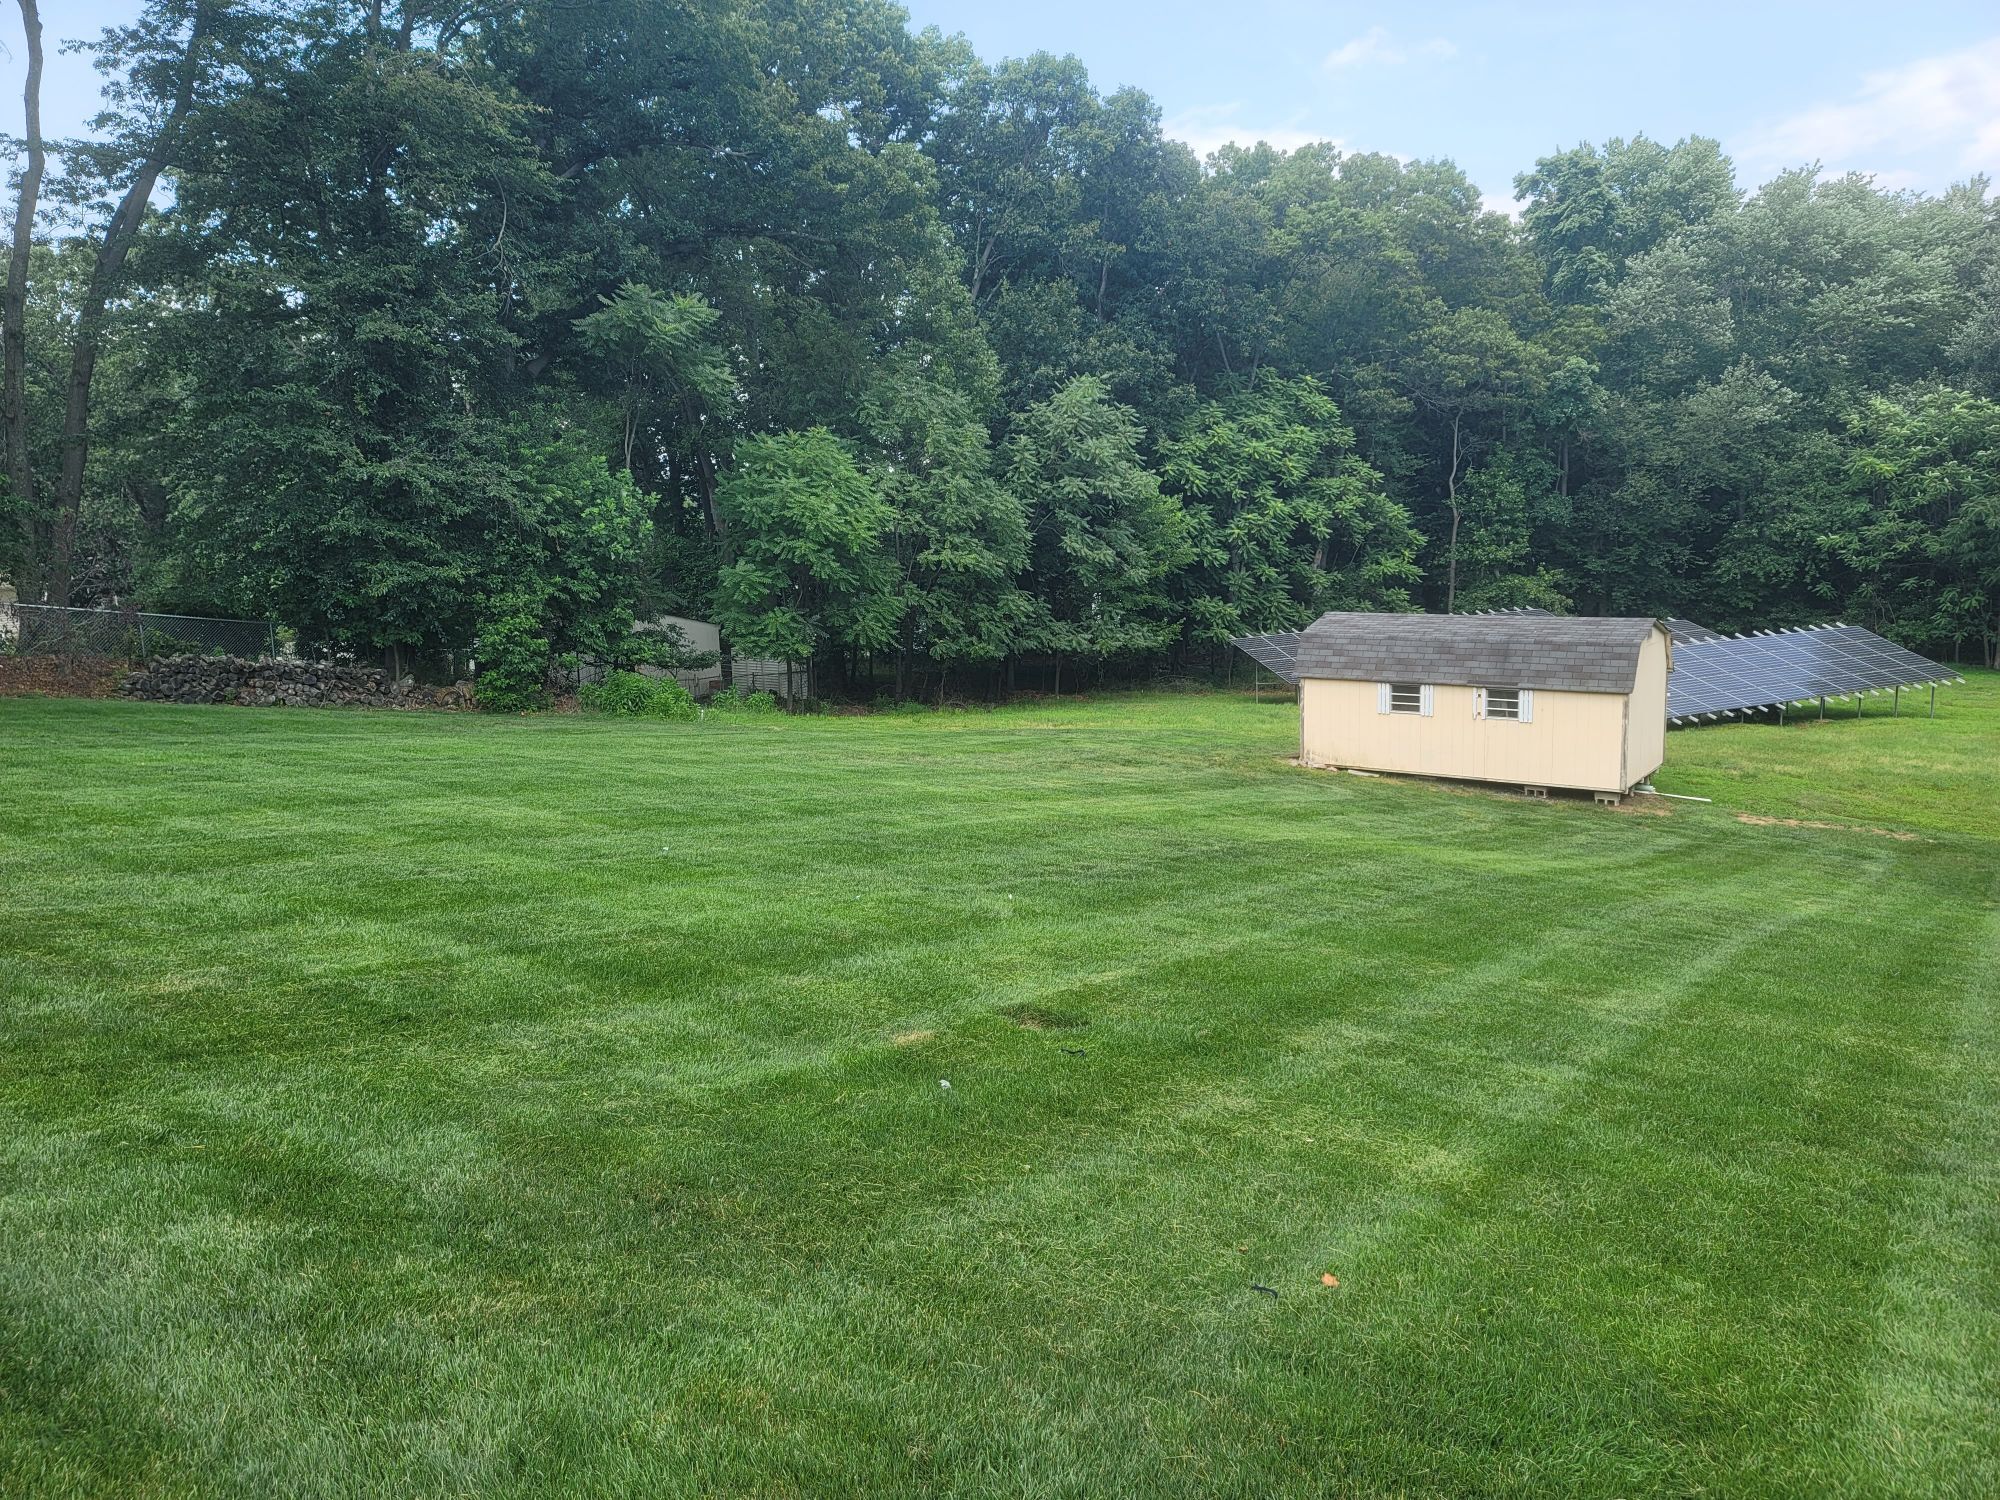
[706, 685, 781, 715]
[579, 670, 697, 722]
[641, 680, 698, 721]
[579, 670, 655, 714]
[475, 608, 551, 712]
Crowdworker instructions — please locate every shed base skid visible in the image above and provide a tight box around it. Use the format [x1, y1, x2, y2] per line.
[1303, 757, 1638, 802]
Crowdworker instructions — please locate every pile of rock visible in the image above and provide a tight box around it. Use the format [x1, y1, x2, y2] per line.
[121, 654, 474, 710]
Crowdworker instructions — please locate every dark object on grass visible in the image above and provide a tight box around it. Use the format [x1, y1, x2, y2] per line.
[1061, 1046, 1086, 1057]
[1250, 1283, 1279, 1298]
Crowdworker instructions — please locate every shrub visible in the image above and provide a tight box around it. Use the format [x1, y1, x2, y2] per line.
[579, 670, 697, 722]
[706, 685, 780, 715]
[475, 608, 551, 712]
[579, 670, 653, 714]
[640, 679, 698, 722]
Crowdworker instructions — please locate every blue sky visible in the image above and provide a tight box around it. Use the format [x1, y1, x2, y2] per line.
[8, 2, 2000, 210]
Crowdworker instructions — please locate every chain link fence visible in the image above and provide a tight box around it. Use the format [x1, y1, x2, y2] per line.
[6, 604, 278, 661]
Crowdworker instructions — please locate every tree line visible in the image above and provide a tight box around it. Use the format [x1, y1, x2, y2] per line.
[4, 0, 1998, 702]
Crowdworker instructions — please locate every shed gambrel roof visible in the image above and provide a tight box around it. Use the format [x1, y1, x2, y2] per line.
[1294, 612, 1666, 695]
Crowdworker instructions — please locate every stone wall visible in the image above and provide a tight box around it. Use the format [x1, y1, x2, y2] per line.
[121, 655, 474, 710]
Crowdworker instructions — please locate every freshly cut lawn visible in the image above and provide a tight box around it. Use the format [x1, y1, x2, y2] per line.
[2, 677, 1996, 1498]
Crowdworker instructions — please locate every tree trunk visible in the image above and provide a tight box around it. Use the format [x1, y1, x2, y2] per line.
[3, 0, 44, 598]
[46, 1, 210, 607]
[1444, 411, 1463, 614]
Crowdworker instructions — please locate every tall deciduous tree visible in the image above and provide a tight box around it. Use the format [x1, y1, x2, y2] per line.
[43, 0, 230, 606]
[1402, 309, 1543, 613]
[713, 429, 899, 685]
[2, 0, 43, 594]
[1005, 375, 1188, 685]
[1161, 373, 1418, 641]
[859, 365, 1032, 698]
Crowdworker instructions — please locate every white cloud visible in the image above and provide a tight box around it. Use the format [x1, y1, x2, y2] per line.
[1162, 103, 1336, 160]
[1737, 36, 2000, 182]
[1323, 26, 1456, 71]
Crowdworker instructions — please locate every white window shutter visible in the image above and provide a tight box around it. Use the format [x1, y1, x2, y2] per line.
[1377, 682, 1391, 714]
[1519, 689, 1534, 723]
[1473, 687, 1486, 720]
[1419, 684, 1434, 717]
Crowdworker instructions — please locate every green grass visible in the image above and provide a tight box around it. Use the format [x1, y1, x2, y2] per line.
[2, 675, 1996, 1498]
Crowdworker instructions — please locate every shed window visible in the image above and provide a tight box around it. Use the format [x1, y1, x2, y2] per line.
[1378, 682, 1432, 716]
[1476, 687, 1533, 723]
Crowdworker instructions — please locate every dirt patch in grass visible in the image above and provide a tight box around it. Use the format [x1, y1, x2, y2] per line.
[1605, 799, 1673, 817]
[997, 1002, 1088, 1031]
[1735, 813, 1923, 841]
[0, 655, 126, 698]
[891, 1028, 936, 1047]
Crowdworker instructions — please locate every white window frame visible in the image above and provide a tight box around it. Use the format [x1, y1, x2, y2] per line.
[1474, 687, 1533, 723]
[1379, 682, 1432, 716]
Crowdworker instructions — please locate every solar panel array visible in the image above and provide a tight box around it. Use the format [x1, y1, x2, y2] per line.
[1231, 630, 1303, 684]
[1230, 612, 1960, 721]
[1663, 617, 1724, 645]
[1668, 623, 1960, 722]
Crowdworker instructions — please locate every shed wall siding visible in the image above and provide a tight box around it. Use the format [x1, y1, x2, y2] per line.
[1621, 631, 1670, 788]
[1299, 679, 1629, 792]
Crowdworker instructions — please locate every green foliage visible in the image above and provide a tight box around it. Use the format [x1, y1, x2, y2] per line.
[573, 285, 735, 474]
[714, 430, 899, 663]
[705, 685, 780, 714]
[474, 605, 551, 713]
[20, 0, 2000, 689]
[605, 622, 720, 675]
[1162, 374, 1419, 639]
[859, 363, 1034, 672]
[578, 670, 698, 721]
[1005, 376, 1189, 661]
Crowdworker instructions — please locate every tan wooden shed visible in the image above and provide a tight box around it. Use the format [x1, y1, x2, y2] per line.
[1294, 613, 1673, 798]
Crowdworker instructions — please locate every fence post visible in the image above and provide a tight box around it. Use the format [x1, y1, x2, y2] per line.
[139, 616, 149, 661]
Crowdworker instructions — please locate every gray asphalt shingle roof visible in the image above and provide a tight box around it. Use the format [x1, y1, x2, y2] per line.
[1294, 612, 1664, 695]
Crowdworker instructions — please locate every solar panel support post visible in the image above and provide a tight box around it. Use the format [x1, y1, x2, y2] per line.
[1819, 695, 1826, 720]
[1930, 684, 1936, 718]
[1892, 686, 1899, 717]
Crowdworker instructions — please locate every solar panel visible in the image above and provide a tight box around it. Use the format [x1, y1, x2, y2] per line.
[1664, 617, 1725, 645]
[1668, 624, 1961, 722]
[1231, 612, 1960, 718]
[1230, 630, 1303, 684]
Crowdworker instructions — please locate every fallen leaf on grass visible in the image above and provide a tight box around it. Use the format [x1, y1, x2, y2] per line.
[1320, 1273, 1339, 1288]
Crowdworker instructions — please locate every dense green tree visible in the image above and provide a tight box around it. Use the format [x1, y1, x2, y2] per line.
[1516, 135, 1738, 305]
[1004, 376, 1188, 684]
[858, 364, 1033, 696]
[1831, 388, 2000, 663]
[1160, 373, 1418, 641]
[10, 0, 2000, 691]
[573, 285, 734, 480]
[713, 429, 899, 681]
[1399, 308, 1546, 611]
